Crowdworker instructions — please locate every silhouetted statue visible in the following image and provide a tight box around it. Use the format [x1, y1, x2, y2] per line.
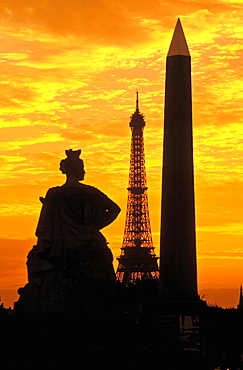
[15, 149, 120, 313]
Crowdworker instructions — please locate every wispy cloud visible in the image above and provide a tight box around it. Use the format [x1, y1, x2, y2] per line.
[197, 223, 243, 236]
[0, 0, 243, 306]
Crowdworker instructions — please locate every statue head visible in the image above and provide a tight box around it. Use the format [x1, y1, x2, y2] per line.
[59, 149, 85, 181]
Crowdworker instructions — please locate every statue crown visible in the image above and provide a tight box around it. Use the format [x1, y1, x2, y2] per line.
[65, 149, 81, 159]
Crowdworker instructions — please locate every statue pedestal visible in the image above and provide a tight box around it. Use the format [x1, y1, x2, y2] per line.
[15, 267, 116, 314]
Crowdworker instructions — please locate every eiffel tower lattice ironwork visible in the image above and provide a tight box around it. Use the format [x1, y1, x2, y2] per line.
[116, 93, 159, 285]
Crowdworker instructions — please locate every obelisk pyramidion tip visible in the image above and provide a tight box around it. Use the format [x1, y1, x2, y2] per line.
[167, 18, 190, 57]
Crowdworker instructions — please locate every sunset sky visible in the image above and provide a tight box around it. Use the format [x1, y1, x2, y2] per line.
[0, 0, 243, 308]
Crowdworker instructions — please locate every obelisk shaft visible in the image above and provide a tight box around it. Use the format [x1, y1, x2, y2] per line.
[159, 19, 198, 301]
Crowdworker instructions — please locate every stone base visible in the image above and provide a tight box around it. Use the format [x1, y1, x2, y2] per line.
[15, 268, 116, 314]
[157, 298, 207, 315]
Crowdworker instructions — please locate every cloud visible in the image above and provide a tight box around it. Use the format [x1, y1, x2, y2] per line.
[0, 154, 26, 163]
[194, 123, 243, 183]
[198, 251, 243, 260]
[0, 0, 242, 52]
[0, 117, 32, 128]
[0, 133, 64, 150]
[0, 203, 40, 216]
[197, 223, 243, 236]
[70, 104, 92, 110]
[0, 0, 243, 306]
[0, 0, 161, 47]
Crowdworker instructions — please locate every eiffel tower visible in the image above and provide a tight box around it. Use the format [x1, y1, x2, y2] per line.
[116, 93, 159, 285]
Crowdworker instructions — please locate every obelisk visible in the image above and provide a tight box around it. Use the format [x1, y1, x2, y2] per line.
[159, 19, 199, 301]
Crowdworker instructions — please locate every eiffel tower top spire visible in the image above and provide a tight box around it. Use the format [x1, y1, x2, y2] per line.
[136, 91, 139, 111]
[130, 91, 145, 128]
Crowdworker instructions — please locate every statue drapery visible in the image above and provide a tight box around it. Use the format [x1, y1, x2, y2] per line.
[28, 184, 116, 285]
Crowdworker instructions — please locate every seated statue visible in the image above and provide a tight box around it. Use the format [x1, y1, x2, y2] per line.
[15, 149, 121, 313]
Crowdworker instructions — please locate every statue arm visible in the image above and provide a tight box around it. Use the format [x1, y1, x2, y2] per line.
[98, 197, 121, 230]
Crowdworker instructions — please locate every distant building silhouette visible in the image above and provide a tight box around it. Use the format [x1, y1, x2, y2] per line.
[238, 284, 243, 309]
[116, 93, 159, 285]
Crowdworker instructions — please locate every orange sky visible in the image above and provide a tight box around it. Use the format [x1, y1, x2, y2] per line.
[0, 0, 243, 308]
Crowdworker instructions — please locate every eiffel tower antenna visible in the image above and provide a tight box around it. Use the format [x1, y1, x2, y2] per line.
[136, 91, 139, 111]
[116, 94, 159, 285]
